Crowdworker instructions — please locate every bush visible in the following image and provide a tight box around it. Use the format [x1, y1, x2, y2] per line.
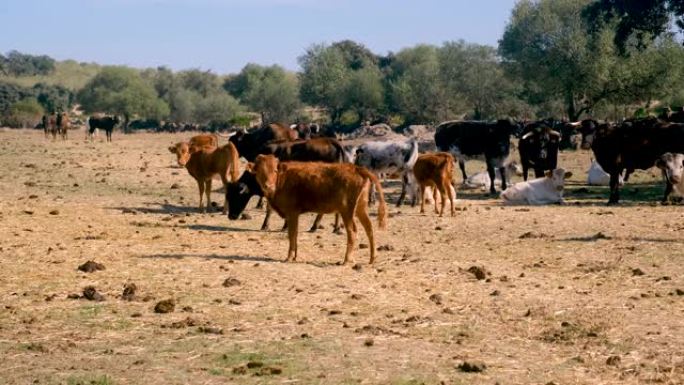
[6, 98, 44, 128]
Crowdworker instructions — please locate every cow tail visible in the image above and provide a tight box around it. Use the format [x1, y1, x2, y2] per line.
[405, 138, 419, 167]
[359, 168, 387, 229]
[227, 142, 240, 182]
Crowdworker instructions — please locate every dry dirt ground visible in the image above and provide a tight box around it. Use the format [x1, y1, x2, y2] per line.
[0, 129, 682, 385]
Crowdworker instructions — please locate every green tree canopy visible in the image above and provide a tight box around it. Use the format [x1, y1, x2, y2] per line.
[7, 98, 44, 128]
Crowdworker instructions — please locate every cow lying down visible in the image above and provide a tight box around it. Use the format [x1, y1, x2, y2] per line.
[249, 154, 387, 264]
[587, 159, 624, 186]
[656, 152, 684, 202]
[461, 160, 522, 190]
[500, 168, 572, 205]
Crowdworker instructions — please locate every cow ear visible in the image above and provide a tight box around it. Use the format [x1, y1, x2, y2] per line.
[655, 158, 666, 169]
[168, 145, 176, 153]
[564, 171, 573, 179]
[245, 162, 255, 173]
[544, 170, 552, 178]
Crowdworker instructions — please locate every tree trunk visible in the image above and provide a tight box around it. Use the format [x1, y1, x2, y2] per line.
[123, 114, 130, 134]
[566, 90, 578, 121]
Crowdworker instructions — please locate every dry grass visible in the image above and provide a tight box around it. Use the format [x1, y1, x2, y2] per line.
[0, 129, 682, 385]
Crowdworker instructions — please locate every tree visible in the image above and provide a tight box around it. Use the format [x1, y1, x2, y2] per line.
[499, 0, 684, 120]
[194, 93, 244, 128]
[7, 98, 44, 128]
[0, 81, 31, 115]
[1, 51, 56, 76]
[584, 0, 684, 53]
[225, 63, 300, 124]
[33, 83, 72, 113]
[177, 69, 221, 98]
[78, 66, 169, 130]
[299, 41, 384, 126]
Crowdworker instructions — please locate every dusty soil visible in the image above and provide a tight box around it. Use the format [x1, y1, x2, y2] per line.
[0, 129, 682, 385]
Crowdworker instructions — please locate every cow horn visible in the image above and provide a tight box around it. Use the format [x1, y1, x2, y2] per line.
[568, 121, 581, 127]
[521, 132, 533, 140]
[239, 184, 249, 194]
[549, 130, 561, 138]
[216, 131, 238, 138]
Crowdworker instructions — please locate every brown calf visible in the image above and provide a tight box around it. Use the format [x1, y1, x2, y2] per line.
[168, 134, 219, 167]
[249, 155, 387, 264]
[413, 152, 456, 216]
[57, 112, 70, 140]
[184, 142, 240, 214]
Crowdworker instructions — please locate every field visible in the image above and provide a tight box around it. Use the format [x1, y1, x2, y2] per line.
[0, 129, 682, 385]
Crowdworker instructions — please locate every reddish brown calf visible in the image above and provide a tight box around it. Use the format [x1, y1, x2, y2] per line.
[249, 155, 387, 264]
[413, 152, 456, 216]
[184, 142, 240, 214]
[168, 134, 219, 167]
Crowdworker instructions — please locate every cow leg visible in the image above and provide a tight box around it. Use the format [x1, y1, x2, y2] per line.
[420, 185, 427, 214]
[309, 214, 324, 232]
[486, 163, 497, 195]
[608, 171, 621, 205]
[255, 196, 264, 209]
[355, 198, 376, 264]
[368, 182, 376, 206]
[261, 202, 272, 231]
[499, 166, 508, 191]
[286, 214, 299, 262]
[333, 214, 342, 234]
[662, 179, 674, 203]
[445, 181, 455, 216]
[396, 173, 408, 207]
[219, 174, 229, 215]
[204, 179, 213, 213]
[458, 159, 468, 181]
[197, 179, 205, 213]
[522, 162, 529, 182]
[340, 212, 356, 265]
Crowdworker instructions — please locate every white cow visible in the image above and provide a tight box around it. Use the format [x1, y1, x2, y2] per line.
[655, 152, 684, 201]
[587, 159, 624, 186]
[462, 160, 523, 190]
[500, 168, 573, 205]
[354, 138, 420, 206]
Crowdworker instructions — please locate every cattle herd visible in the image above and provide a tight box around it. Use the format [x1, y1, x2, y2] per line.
[38, 114, 684, 263]
[157, 117, 684, 264]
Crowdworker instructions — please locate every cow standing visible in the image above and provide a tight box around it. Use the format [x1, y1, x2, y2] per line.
[353, 138, 419, 207]
[248, 154, 387, 264]
[580, 118, 684, 204]
[56, 112, 69, 140]
[41, 115, 50, 139]
[48, 113, 58, 139]
[435, 119, 522, 194]
[518, 124, 561, 180]
[229, 123, 299, 162]
[88, 116, 120, 142]
[184, 142, 240, 214]
[168, 134, 221, 167]
[227, 137, 349, 232]
[412, 152, 456, 216]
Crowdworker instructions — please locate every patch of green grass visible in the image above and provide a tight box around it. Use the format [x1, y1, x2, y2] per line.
[78, 304, 104, 319]
[66, 374, 115, 385]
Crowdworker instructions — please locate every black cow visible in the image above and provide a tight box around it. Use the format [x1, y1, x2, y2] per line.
[518, 124, 561, 181]
[434, 119, 523, 194]
[580, 117, 684, 204]
[226, 137, 349, 232]
[88, 116, 120, 142]
[229, 123, 298, 162]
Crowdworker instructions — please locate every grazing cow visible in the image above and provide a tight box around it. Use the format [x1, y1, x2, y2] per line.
[353, 138, 419, 206]
[579, 117, 684, 204]
[501, 168, 573, 205]
[88, 116, 120, 142]
[655, 153, 684, 202]
[226, 171, 274, 230]
[184, 142, 240, 214]
[229, 123, 299, 162]
[462, 160, 522, 190]
[248, 154, 387, 264]
[587, 159, 624, 186]
[168, 134, 220, 167]
[518, 125, 561, 180]
[228, 137, 349, 232]
[435, 119, 522, 194]
[56, 112, 69, 140]
[412, 152, 456, 216]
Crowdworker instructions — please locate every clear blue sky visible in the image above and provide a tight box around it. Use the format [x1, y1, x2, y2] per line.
[0, 0, 518, 74]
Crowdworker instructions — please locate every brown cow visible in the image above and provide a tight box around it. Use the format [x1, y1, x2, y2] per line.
[48, 113, 58, 140]
[412, 152, 456, 216]
[248, 155, 387, 264]
[168, 134, 220, 167]
[184, 142, 240, 214]
[57, 112, 69, 140]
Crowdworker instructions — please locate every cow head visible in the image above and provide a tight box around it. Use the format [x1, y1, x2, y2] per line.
[656, 153, 684, 185]
[249, 154, 280, 198]
[226, 171, 262, 220]
[168, 142, 191, 167]
[577, 120, 600, 150]
[545, 168, 573, 191]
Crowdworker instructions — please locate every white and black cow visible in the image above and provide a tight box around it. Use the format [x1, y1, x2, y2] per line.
[353, 138, 419, 207]
[656, 152, 684, 202]
[435, 119, 523, 194]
